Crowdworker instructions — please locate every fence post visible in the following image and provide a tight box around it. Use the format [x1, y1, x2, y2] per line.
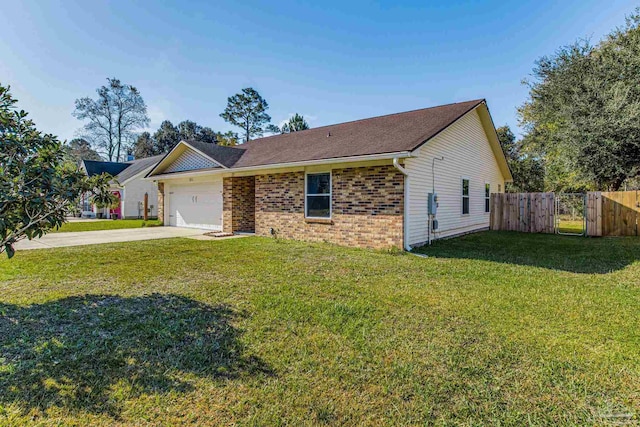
[586, 193, 592, 236]
[552, 193, 556, 233]
[144, 192, 149, 221]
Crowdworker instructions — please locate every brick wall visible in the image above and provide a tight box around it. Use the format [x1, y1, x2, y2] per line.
[223, 176, 256, 233]
[254, 165, 404, 249]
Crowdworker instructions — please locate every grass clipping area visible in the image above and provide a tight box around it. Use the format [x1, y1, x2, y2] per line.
[0, 232, 638, 425]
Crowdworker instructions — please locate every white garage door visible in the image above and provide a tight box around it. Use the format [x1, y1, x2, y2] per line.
[168, 180, 223, 230]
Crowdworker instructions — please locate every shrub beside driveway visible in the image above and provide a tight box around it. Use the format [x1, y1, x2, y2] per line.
[0, 232, 638, 425]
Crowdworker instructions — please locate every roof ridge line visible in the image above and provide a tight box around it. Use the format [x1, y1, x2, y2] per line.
[243, 99, 485, 145]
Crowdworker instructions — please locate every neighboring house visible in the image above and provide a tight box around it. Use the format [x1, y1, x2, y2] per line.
[80, 155, 164, 219]
[146, 100, 512, 249]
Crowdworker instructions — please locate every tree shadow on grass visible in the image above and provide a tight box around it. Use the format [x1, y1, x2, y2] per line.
[414, 231, 640, 274]
[0, 294, 272, 418]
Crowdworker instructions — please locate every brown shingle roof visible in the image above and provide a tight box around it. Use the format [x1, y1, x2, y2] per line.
[183, 140, 246, 168]
[147, 99, 488, 178]
[229, 99, 484, 168]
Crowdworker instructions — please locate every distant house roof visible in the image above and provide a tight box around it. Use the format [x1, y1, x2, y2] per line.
[82, 160, 130, 177]
[115, 155, 165, 183]
[82, 155, 165, 184]
[147, 99, 512, 180]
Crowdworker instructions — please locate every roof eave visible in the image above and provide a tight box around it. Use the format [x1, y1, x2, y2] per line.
[408, 99, 485, 153]
[144, 151, 413, 181]
[475, 101, 514, 182]
[408, 100, 514, 183]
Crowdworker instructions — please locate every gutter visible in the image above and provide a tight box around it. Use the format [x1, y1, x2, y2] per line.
[392, 157, 412, 252]
[392, 157, 407, 175]
[145, 151, 412, 181]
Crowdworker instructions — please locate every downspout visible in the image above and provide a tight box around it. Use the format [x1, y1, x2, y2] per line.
[393, 157, 412, 251]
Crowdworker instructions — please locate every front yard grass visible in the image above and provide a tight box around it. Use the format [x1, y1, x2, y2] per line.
[51, 219, 162, 233]
[0, 232, 638, 425]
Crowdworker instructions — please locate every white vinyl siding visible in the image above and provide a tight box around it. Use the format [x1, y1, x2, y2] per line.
[121, 175, 158, 219]
[405, 109, 505, 245]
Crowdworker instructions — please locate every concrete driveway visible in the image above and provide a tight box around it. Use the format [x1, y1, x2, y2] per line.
[15, 227, 209, 250]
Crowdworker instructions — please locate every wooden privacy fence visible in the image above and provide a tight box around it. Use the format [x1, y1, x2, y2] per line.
[490, 191, 639, 236]
[490, 193, 556, 233]
[586, 191, 639, 236]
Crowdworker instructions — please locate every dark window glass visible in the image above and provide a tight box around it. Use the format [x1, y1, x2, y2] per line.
[307, 173, 330, 194]
[463, 197, 470, 215]
[485, 183, 490, 213]
[462, 179, 470, 214]
[307, 195, 330, 218]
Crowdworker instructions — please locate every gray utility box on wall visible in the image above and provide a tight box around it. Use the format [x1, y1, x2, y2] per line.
[428, 193, 438, 216]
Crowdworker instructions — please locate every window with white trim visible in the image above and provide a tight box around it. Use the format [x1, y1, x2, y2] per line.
[82, 192, 91, 212]
[305, 172, 331, 218]
[485, 183, 490, 213]
[462, 178, 470, 215]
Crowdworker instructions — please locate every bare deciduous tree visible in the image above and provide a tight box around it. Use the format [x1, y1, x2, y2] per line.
[73, 78, 149, 161]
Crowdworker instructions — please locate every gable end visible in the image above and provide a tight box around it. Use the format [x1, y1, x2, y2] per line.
[163, 147, 221, 174]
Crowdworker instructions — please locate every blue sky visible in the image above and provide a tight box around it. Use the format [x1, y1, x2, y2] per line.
[0, 0, 636, 143]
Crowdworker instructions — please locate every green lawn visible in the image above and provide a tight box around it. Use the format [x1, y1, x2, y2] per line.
[557, 219, 585, 235]
[51, 219, 162, 233]
[0, 232, 638, 425]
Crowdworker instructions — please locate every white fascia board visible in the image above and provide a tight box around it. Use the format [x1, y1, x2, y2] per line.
[144, 151, 412, 181]
[407, 102, 513, 183]
[145, 140, 226, 178]
[145, 145, 182, 178]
